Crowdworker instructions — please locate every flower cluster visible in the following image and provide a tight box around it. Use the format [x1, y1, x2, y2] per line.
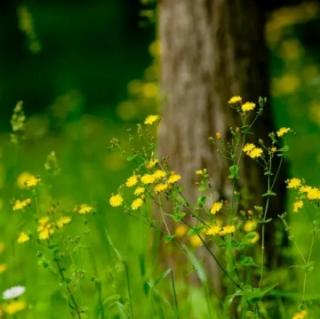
[228, 96, 256, 112]
[243, 143, 264, 159]
[287, 177, 320, 213]
[109, 163, 182, 211]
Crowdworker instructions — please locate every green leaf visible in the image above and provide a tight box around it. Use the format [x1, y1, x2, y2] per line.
[126, 154, 138, 162]
[164, 235, 175, 242]
[229, 164, 239, 180]
[262, 191, 277, 197]
[170, 211, 186, 222]
[197, 195, 207, 207]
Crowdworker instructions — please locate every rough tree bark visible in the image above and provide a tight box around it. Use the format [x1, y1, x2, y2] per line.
[158, 0, 286, 293]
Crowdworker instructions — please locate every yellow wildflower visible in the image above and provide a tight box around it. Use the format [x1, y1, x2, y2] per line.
[287, 178, 302, 189]
[277, 127, 291, 137]
[144, 114, 160, 125]
[152, 169, 167, 180]
[134, 187, 145, 196]
[18, 173, 40, 188]
[189, 235, 202, 248]
[37, 217, 54, 240]
[167, 173, 181, 184]
[228, 96, 242, 104]
[306, 187, 320, 200]
[206, 225, 221, 236]
[210, 201, 223, 215]
[243, 220, 257, 232]
[109, 194, 123, 207]
[3, 300, 26, 315]
[293, 200, 303, 213]
[215, 132, 222, 140]
[125, 175, 139, 187]
[175, 224, 188, 237]
[241, 102, 256, 112]
[146, 159, 159, 169]
[154, 183, 169, 193]
[12, 198, 31, 211]
[17, 172, 40, 188]
[249, 147, 263, 158]
[141, 174, 156, 184]
[248, 231, 260, 244]
[243, 144, 263, 158]
[77, 204, 94, 215]
[219, 225, 236, 236]
[196, 169, 207, 176]
[0, 263, 7, 273]
[242, 143, 255, 153]
[299, 185, 312, 194]
[131, 198, 143, 210]
[292, 310, 307, 319]
[17, 232, 30, 244]
[56, 216, 72, 228]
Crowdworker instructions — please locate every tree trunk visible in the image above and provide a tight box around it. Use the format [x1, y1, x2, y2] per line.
[158, 0, 286, 293]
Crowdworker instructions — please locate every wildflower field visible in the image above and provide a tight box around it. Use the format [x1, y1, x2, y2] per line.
[1, 2, 320, 319]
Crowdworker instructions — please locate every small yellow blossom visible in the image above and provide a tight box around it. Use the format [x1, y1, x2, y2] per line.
[56, 216, 72, 228]
[243, 220, 257, 232]
[125, 175, 139, 188]
[152, 170, 167, 180]
[299, 185, 312, 194]
[219, 225, 236, 236]
[228, 96, 242, 104]
[134, 187, 145, 196]
[12, 198, 31, 211]
[131, 198, 144, 210]
[241, 102, 256, 112]
[146, 159, 159, 169]
[210, 201, 223, 215]
[17, 172, 40, 188]
[154, 183, 169, 193]
[249, 148, 263, 158]
[38, 217, 54, 240]
[243, 143, 255, 153]
[109, 194, 123, 207]
[141, 174, 156, 184]
[175, 224, 188, 237]
[3, 300, 26, 315]
[277, 127, 291, 137]
[77, 204, 94, 215]
[287, 178, 302, 189]
[196, 169, 207, 176]
[17, 232, 30, 244]
[293, 200, 303, 213]
[243, 144, 263, 158]
[189, 235, 203, 248]
[0, 263, 7, 273]
[306, 187, 320, 200]
[248, 231, 260, 244]
[167, 173, 181, 184]
[292, 310, 307, 319]
[206, 225, 221, 236]
[144, 114, 160, 125]
[215, 132, 222, 140]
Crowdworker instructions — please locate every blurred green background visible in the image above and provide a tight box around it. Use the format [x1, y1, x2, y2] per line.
[0, 0, 154, 127]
